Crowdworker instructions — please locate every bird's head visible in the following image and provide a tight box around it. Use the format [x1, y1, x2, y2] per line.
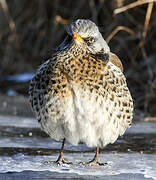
[57, 19, 110, 54]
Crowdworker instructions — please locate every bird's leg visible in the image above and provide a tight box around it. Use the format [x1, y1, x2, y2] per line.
[81, 147, 107, 166]
[44, 138, 72, 165]
[55, 138, 71, 164]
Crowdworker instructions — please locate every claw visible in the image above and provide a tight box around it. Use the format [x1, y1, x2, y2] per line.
[44, 157, 72, 165]
[80, 147, 107, 166]
[44, 138, 72, 165]
[80, 159, 107, 166]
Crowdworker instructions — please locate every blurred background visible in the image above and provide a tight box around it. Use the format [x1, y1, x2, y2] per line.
[0, 0, 156, 120]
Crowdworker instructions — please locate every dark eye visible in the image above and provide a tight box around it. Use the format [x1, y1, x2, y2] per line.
[84, 37, 95, 45]
[88, 37, 95, 44]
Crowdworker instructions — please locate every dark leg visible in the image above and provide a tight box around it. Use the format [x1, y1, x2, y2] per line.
[81, 147, 107, 166]
[45, 138, 72, 165]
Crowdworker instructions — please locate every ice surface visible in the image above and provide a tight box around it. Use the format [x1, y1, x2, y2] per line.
[0, 153, 156, 179]
[127, 122, 156, 134]
[1, 115, 156, 134]
[0, 115, 156, 179]
[0, 137, 91, 151]
[0, 115, 39, 128]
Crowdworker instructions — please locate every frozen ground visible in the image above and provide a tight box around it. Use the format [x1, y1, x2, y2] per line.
[0, 115, 156, 180]
[0, 153, 156, 180]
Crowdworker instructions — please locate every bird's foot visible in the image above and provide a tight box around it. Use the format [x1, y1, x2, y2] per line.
[80, 159, 107, 166]
[44, 156, 72, 165]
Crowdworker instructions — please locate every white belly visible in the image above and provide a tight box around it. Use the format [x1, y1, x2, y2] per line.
[41, 86, 132, 148]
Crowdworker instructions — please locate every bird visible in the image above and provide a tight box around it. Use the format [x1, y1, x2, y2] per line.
[29, 19, 133, 166]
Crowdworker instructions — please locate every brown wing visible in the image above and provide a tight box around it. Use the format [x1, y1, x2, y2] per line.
[109, 52, 123, 72]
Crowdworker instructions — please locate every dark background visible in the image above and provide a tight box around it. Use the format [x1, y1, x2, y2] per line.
[0, 0, 156, 119]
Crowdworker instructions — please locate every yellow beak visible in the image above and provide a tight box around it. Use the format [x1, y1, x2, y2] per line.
[72, 32, 84, 43]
